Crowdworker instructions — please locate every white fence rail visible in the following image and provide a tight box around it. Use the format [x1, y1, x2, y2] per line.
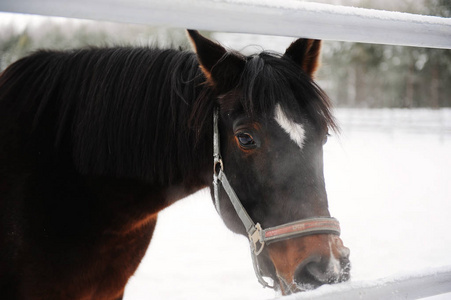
[1, 0, 451, 49]
[289, 269, 451, 300]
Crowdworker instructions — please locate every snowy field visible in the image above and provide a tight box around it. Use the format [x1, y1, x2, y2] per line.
[124, 108, 451, 300]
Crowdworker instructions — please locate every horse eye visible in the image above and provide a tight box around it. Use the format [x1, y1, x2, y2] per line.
[323, 134, 330, 145]
[237, 133, 255, 147]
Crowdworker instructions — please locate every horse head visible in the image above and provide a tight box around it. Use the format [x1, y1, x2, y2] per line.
[188, 30, 350, 294]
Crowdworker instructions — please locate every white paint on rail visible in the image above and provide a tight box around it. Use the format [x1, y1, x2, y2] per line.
[284, 267, 451, 300]
[0, 0, 450, 49]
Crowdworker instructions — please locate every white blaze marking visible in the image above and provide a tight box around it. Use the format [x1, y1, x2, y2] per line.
[274, 103, 306, 150]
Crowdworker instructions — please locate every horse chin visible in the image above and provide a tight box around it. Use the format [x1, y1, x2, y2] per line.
[276, 275, 322, 296]
[258, 255, 338, 295]
[276, 260, 352, 295]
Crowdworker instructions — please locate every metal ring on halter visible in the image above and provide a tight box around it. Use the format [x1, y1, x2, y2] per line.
[213, 157, 223, 215]
[213, 158, 223, 176]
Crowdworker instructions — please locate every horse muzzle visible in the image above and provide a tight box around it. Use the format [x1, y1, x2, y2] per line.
[267, 234, 351, 295]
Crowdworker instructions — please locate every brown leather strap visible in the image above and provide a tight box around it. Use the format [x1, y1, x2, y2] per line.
[263, 217, 341, 244]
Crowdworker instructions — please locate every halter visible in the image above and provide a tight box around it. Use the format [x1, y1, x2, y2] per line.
[212, 107, 341, 288]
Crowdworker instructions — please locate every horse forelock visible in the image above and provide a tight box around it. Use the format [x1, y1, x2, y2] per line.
[221, 51, 337, 133]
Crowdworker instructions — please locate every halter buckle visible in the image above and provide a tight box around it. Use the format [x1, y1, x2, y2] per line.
[249, 223, 265, 255]
[213, 156, 223, 176]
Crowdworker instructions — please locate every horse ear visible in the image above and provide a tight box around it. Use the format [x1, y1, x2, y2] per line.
[283, 38, 322, 78]
[187, 30, 245, 92]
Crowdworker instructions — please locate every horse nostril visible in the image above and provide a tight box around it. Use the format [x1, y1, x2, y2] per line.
[294, 255, 351, 290]
[294, 260, 328, 290]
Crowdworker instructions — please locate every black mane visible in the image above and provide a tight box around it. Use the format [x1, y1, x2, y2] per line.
[0, 47, 214, 185]
[0, 46, 335, 186]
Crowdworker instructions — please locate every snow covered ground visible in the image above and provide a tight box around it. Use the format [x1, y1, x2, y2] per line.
[124, 108, 451, 299]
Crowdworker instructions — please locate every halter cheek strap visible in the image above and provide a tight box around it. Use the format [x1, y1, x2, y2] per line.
[212, 107, 341, 288]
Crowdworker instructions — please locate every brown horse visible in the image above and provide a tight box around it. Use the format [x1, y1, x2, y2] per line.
[0, 30, 350, 299]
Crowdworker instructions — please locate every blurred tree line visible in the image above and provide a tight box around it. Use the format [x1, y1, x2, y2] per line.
[0, 21, 189, 71]
[0, 0, 450, 108]
[317, 0, 451, 108]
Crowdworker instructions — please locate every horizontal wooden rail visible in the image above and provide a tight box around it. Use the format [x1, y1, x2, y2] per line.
[1, 0, 450, 49]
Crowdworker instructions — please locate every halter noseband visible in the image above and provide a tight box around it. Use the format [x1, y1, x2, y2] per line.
[212, 108, 341, 288]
